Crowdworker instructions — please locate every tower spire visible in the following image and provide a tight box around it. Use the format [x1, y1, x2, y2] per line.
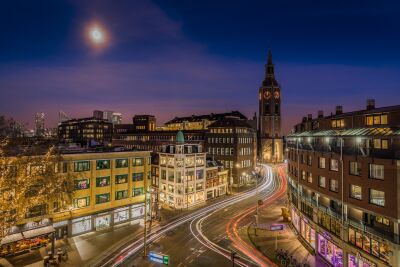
[265, 50, 275, 79]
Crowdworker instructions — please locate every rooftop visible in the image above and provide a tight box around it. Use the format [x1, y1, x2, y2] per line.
[165, 111, 247, 124]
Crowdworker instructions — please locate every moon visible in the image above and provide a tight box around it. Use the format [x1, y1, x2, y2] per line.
[89, 26, 104, 44]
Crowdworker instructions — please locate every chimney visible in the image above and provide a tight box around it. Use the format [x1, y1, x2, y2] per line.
[367, 99, 375, 110]
[318, 110, 324, 118]
[307, 114, 312, 120]
[335, 106, 343, 115]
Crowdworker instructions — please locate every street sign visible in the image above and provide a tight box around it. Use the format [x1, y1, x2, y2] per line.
[149, 251, 169, 265]
[270, 224, 284, 231]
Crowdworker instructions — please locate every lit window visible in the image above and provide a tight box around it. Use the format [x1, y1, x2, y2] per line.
[330, 179, 338, 192]
[330, 159, 339, 171]
[350, 185, 362, 200]
[349, 162, 361, 176]
[369, 164, 384, 180]
[318, 176, 326, 188]
[370, 189, 385, 207]
[319, 157, 326, 169]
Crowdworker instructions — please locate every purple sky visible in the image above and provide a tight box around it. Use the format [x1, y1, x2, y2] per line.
[1, 0, 400, 134]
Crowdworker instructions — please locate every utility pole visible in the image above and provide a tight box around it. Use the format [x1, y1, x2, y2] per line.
[231, 251, 237, 267]
[143, 189, 149, 258]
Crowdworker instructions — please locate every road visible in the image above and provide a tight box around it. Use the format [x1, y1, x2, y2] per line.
[94, 164, 286, 267]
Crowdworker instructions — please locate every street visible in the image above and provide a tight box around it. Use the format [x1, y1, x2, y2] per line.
[96, 164, 285, 267]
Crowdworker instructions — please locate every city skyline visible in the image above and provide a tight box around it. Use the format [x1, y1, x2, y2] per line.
[1, 1, 400, 133]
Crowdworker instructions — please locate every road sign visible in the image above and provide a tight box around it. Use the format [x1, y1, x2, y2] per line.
[270, 224, 284, 231]
[149, 251, 169, 265]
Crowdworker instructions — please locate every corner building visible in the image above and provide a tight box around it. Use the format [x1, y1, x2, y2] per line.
[286, 100, 400, 267]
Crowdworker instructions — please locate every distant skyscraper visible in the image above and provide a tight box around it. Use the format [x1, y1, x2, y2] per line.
[34, 112, 45, 137]
[58, 110, 69, 123]
[111, 112, 122, 125]
[93, 110, 122, 124]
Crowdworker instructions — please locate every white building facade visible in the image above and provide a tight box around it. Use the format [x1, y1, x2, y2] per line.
[158, 134, 206, 209]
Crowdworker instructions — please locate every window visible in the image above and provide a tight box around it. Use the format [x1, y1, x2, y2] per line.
[74, 161, 90, 172]
[319, 157, 326, 169]
[132, 172, 144, 182]
[115, 174, 128, 184]
[349, 161, 361, 176]
[301, 170, 306, 180]
[115, 158, 128, 168]
[62, 162, 68, 173]
[307, 155, 312, 166]
[330, 159, 339, 171]
[350, 185, 362, 200]
[132, 157, 144, 166]
[115, 190, 128, 200]
[96, 176, 110, 187]
[73, 196, 90, 208]
[96, 160, 110, 170]
[74, 178, 90, 190]
[330, 179, 338, 192]
[307, 172, 312, 183]
[366, 114, 388, 126]
[318, 176, 326, 188]
[373, 139, 389, 149]
[133, 187, 144, 196]
[331, 119, 344, 128]
[370, 189, 385, 206]
[96, 193, 110, 204]
[161, 170, 166, 180]
[369, 164, 384, 180]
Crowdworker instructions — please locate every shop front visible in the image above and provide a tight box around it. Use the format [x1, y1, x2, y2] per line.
[131, 203, 145, 220]
[95, 213, 112, 230]
[348, 226, 391, 264]
[0, 219, 54, 257]
[53, 220, 68, 239]
[71, 215, 92, 236]
[317, 233, 343, 267]
[114, 207, 130, 224]
[348, 253, 377, 267]
[291, 206, 300, 233]
[300, 218, 316, 249]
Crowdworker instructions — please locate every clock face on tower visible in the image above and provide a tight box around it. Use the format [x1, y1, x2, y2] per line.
[274, 91, 280, 99]
[263, 90, 271, 99]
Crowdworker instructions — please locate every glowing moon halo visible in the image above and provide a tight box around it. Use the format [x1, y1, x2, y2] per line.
[89, 26, 104, 44]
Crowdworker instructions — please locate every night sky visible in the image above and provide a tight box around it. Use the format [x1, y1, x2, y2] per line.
[1, 0, 400, 133]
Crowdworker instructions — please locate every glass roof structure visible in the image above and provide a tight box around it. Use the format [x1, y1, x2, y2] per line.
[288, 127, 400, 138]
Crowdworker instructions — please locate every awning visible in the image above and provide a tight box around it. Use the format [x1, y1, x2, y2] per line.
[22, 225, 55, 239]
[0, 233, 24, 246]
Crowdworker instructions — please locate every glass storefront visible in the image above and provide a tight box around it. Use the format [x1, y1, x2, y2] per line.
[114, 208, 130, 224]
[131, 204, 145, 219]
[95, 214, 111, 230]
[291, 207, 300, 232]
[348, 226, 391, 263]
[300, 218, 316, 249]
[72, 216, 92, 235]
[348, 254, 377, 267]
[317, 234, 343, 267]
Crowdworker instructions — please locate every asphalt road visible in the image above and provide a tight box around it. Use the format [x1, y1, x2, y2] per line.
[114, 164, 280, 267]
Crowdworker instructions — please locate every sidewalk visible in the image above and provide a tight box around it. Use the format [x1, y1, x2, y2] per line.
[247, 197, 329, 266]
[1, 191, 245, 267]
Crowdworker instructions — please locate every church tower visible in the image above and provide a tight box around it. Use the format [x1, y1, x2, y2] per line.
[258, 50, 283, 163]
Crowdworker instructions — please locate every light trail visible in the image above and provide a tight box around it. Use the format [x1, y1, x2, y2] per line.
[189, 164, 276, 267]
[95, 164, 275, 267]
[225, 164, 288, 267]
